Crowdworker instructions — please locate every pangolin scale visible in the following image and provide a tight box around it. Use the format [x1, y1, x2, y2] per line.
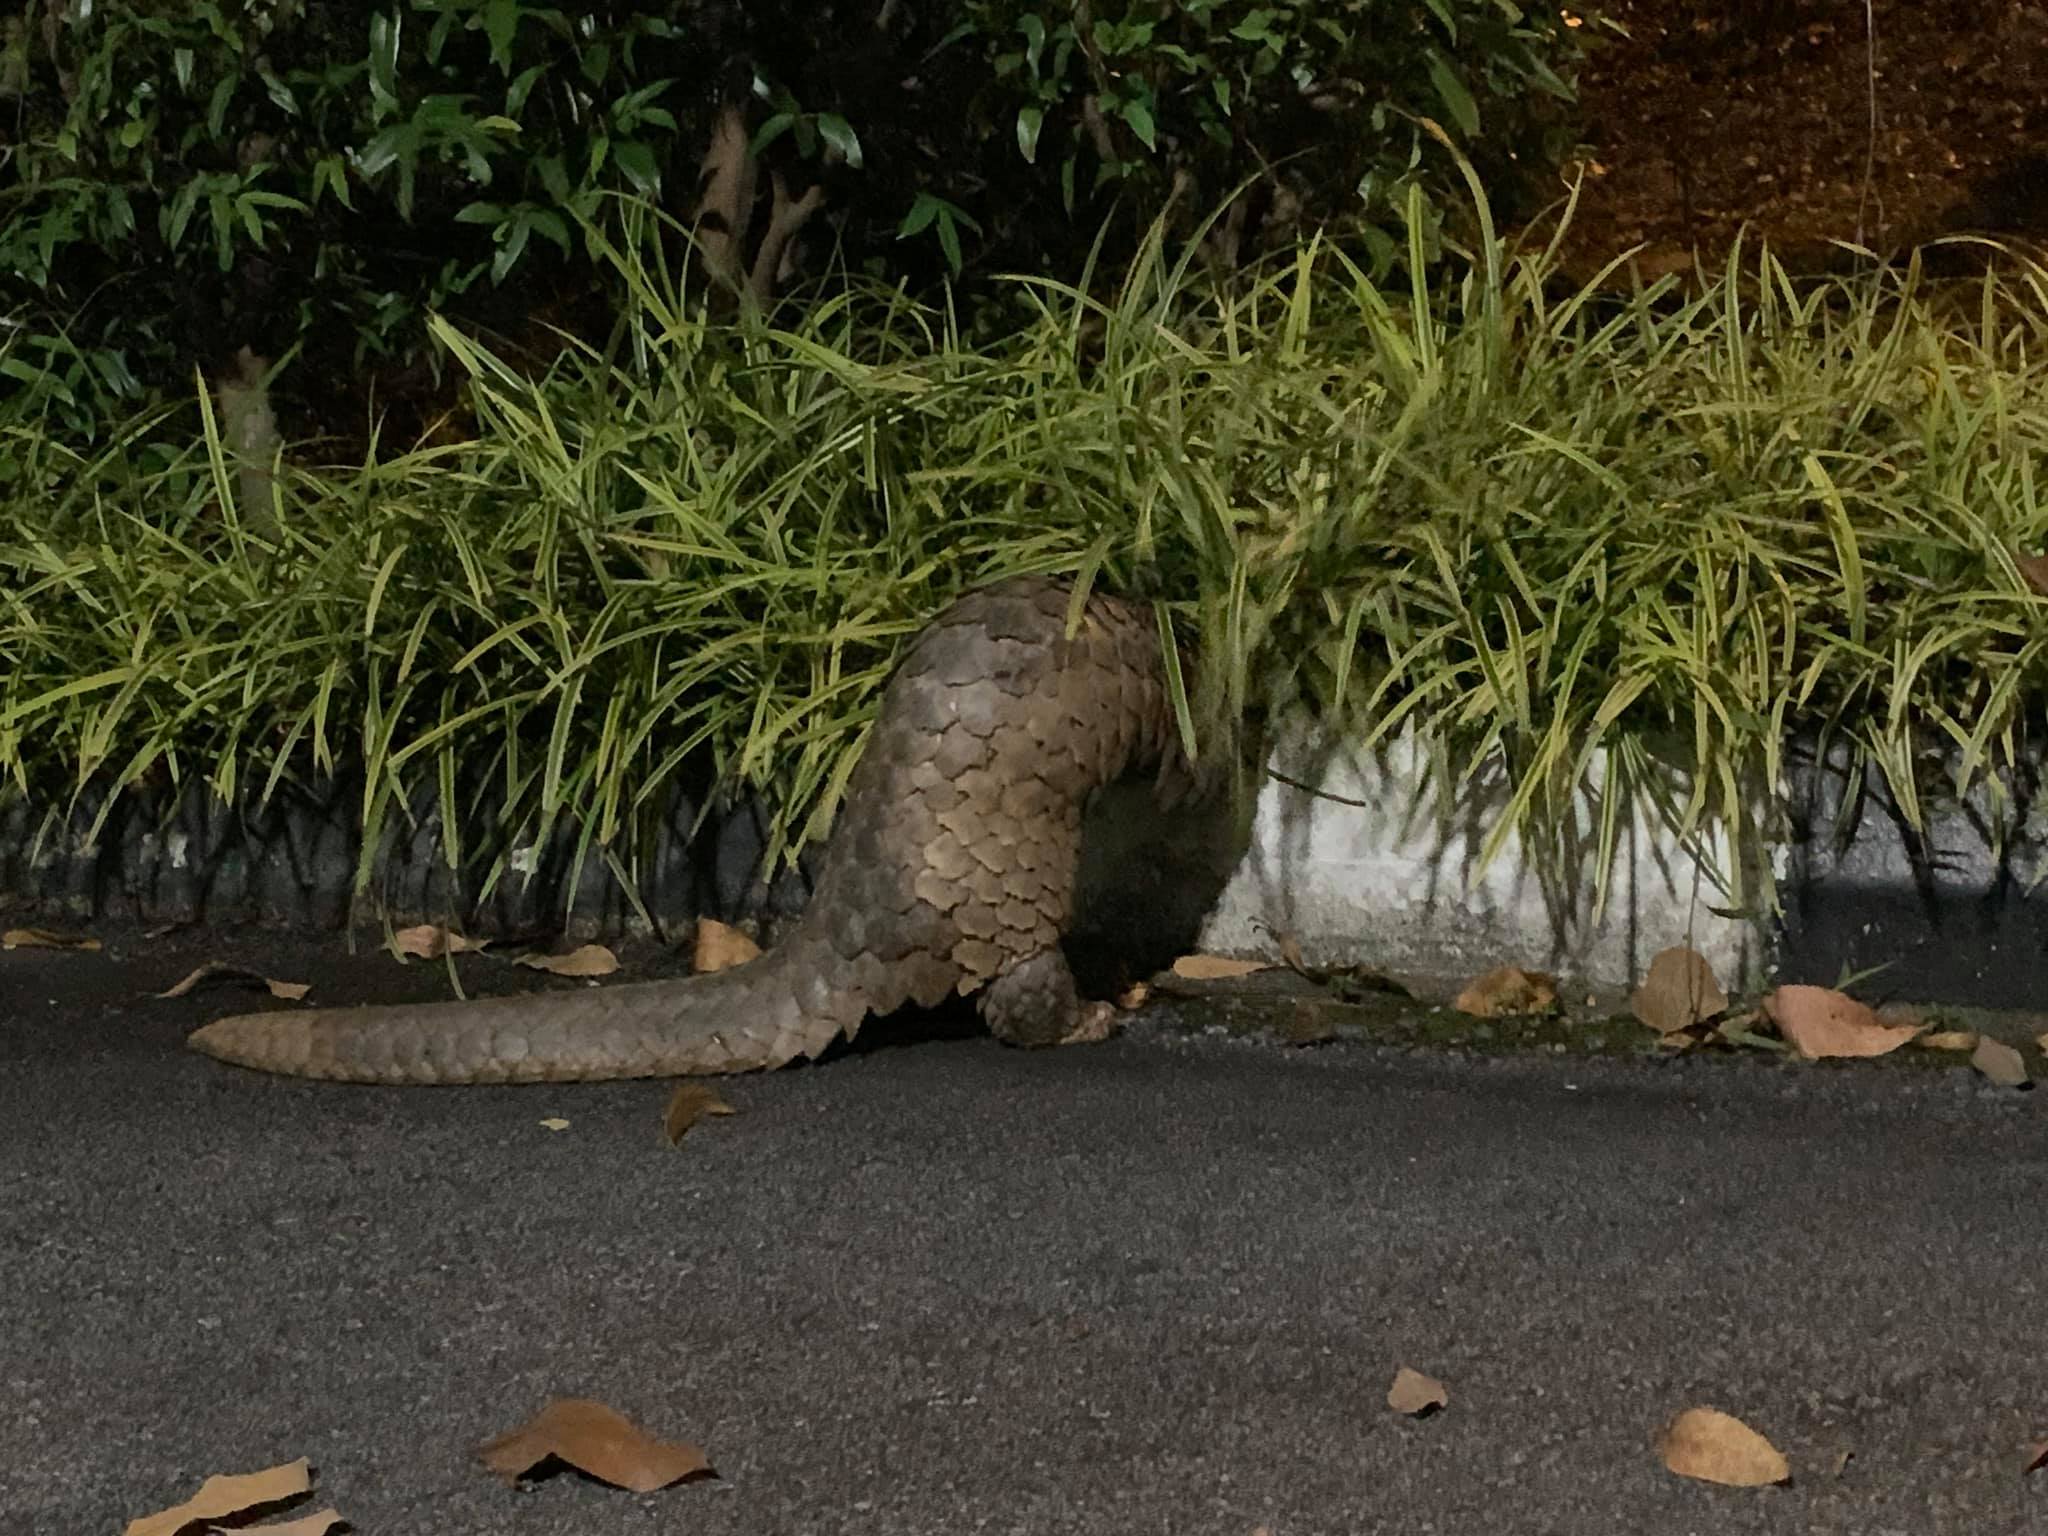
[187, 576, 1181, 1083]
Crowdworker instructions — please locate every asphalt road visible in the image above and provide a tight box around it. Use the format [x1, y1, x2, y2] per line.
[4, 925, 2047, 1535]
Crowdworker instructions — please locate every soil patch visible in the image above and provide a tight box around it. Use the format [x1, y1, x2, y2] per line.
[1540, 0, 2048, 278]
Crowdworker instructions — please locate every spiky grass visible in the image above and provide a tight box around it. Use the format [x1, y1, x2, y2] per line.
[4, 190, 2046, 922]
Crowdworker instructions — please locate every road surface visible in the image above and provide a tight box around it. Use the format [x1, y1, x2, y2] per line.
[4, 924, 2045, 1534]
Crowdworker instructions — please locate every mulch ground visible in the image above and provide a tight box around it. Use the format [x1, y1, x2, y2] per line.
[1539, 0, 2048, 278]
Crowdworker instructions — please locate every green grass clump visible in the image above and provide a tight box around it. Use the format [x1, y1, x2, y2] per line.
[5, 185, 2048, 920]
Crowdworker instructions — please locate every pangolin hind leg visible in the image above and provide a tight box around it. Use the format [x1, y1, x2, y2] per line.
[979, 946, 1116, 1047]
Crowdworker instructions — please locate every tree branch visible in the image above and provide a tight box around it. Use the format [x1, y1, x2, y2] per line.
[748, 172, 827, 307]
[694, 103, 757, 295]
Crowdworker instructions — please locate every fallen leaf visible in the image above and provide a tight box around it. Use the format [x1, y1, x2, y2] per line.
[3, 927, 101, 952]
[239, 1512, 345, 1535]
[478, 1397, 713, 1492]
[2024, 1438, 2047, 1475]
[1454, 965, 1558, 1018]
[1917, 1029, 1979, 1052]
[1115, 981, 1152, 1010]
[2016, 548, 2048, 595]
[392, 923, 485, 959]
[154, 962, 309, 1002]
[1259, 924, 1407, 997]
[1631, 946, 1728, 1034]
[1328, 964, 1410, 1000]
[663, 1084, 735, 1145]
[1763, 985, 1918, 1059]
[1658, 1407, 1790, 1487]
[125, 1459, 313, 1536]
[2037, 1031, 2048, 1055]
[1280, 1000, 1338, 1045]
[1275, 930, 1310, 972]
[518, 943, 618, 978]
[694, 918, 761, 973]
[1970, 1036, 2030, 1088]
[1057, 1002, 1119, 1046]
[1386, 1366, 1448, 1417]
[539, 1117, 570, 1132]
[1171, 952, 1269, 980]
[1832, 1448, 1854, 1478]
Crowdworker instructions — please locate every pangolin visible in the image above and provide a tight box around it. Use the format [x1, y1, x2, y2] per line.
[187, 576, 1184, 1083]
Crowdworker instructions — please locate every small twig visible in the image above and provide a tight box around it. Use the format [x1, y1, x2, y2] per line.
[1264, 765, 1373, 809]
[1079, 94, 1118, 163]
[1853, 0, 1879, 246]
[747, 173, 825, 306]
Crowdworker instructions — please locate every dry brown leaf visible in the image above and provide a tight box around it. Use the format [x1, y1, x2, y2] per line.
[1171, 952, 1269, 980]
[1056, 1003, 1119, 1046]
[1115, 981, 1152, 1010]
[1658, 1407, 1790, 1487]
[1917, 1029, 1979, 1052]
[1631, 946, 1728, 1033]
[1832, 1448, 1855, 1478]
[1280, 1000, 1338, 1046]
[1970, 1036, 2030, 1088]
[1454, 965, 1558, 1018]
[1763, 985, 1918, 1059]
[1386, 1366, 1448, 1417]
[392, 923, 484, 959]
[663, 1084, 735, 1146]
[694, 918, 761, 973]
[125, 1458, 313, 1536]
[154, 963, 228, 996]
[539, 1117, 570, 1132]
[518, 943, 618, 978]
[1335, 964, 1410, 997]
[2036, 1031, 2048, 1055]
[2016, 549, 2048, 596]
[3, 927, 101, 952]
[2023, 1438, 2048, 1476]
[238, 1512, 345, 1535]
[154, 962, 309, 1002]
[1258, 925, 1405, 996]
[478, 1397, 713, 1492]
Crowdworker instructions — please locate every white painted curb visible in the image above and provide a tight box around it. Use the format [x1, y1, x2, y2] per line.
[1200, 727, 1777, 991]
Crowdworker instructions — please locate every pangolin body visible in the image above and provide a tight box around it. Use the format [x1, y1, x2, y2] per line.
[187, 576, 1180, 1083]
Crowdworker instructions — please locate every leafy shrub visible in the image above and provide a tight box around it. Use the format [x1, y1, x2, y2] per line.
[1, 1, 1602, 437]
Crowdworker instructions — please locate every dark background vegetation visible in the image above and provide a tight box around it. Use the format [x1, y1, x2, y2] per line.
[2, 0, 1592, 444]
[8, 2, 2043, 448]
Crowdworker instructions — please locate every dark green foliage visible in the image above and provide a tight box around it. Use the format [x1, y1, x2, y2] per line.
[1, 0, 1601, 433]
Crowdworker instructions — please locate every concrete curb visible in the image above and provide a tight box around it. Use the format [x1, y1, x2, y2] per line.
[4, 732, 2037, 1004]
[0, 768, 815, 942]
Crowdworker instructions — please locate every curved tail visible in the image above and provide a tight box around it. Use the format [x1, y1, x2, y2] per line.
[186, 947, 850, 1083]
